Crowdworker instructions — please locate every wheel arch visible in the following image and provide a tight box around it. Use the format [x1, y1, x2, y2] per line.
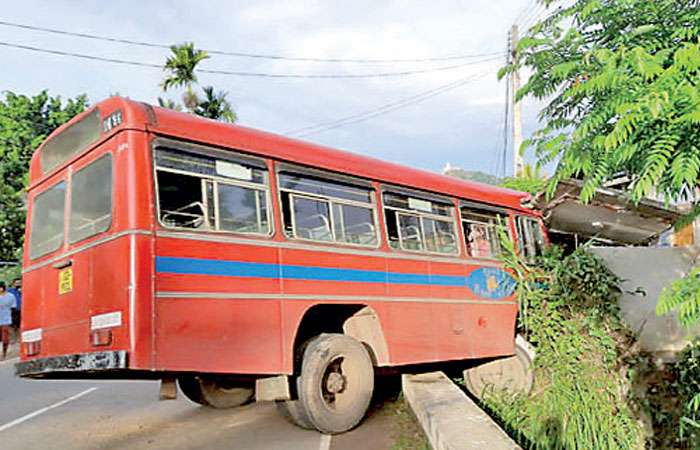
[290, 304, 390, 370]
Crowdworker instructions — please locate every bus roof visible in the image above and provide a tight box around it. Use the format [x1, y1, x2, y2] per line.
[31, 96, 532, 212]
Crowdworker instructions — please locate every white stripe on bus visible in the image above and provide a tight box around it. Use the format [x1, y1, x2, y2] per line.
[154, 291, 516, 305]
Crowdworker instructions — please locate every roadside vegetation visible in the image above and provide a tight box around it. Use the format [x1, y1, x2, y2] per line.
[497, 0, 700, 446]
[484, 236, 644, 449]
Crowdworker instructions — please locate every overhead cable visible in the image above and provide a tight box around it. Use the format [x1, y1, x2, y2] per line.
[0, 20, 505, 64]
[0, 41, 503, 79]
[287, 70, 496, 137]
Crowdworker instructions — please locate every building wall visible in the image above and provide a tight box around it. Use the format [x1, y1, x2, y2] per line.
[590, 246, 700, 359]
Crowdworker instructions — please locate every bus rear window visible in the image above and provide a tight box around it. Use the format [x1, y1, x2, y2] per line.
[29, 182, 66, 259]
[40, 109, 101, 174]
[69, 155, 113, 243]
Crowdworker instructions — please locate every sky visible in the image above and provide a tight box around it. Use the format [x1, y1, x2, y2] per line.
[0, 0, 547, 178]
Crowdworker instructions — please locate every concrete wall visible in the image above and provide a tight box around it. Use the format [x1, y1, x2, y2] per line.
[590, 246, 700, 358]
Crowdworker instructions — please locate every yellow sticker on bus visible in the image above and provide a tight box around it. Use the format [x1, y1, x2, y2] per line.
[59, 268, 73, 295]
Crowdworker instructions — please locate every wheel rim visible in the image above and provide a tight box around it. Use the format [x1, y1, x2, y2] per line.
[319, 356, 359, 411]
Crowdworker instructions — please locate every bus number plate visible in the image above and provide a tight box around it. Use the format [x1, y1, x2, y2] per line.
[59, 268, 73, 295]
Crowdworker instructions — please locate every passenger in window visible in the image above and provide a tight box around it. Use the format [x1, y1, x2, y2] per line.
[468, 225, 491, 258]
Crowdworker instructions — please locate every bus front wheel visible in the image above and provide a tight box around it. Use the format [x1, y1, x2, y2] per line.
[276, 399, 314, 429]
[295, 333, 374, 434]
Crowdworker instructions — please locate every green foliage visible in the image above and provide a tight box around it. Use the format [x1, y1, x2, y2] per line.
[0, 264, 21, 284]
[161, 42, 210, 91]
[485, 236, 643, 449]
[673, 341, 700, 444]
[503, 0, 700, 205]
[160, 43, 238, 123]
[0, 91, 87, 261]
[500, 164, 547, 194]
[194, 86, 237, 123]
[443, 167, 502, 186]
[658, 268, 700, 328]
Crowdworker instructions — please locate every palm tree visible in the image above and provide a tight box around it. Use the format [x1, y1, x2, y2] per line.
[194, 86, 237, 123]
[161, 43, 209, 92]
[157, 97, 182, 111]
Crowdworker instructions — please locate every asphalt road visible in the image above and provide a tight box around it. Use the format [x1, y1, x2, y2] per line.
[0, 358, 399, 450]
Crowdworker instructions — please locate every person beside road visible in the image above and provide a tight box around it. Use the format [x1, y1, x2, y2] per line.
[0, 281, 16, 359]
[8, 278, 21, 328]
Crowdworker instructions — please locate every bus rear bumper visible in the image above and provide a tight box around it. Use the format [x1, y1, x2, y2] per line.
[15, 350, 128, 378]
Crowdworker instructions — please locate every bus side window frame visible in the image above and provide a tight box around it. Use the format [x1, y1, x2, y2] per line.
[460, 206, 510, 260]
[381, 187, 461, 257]
[516, 215, 547, 263]
[276, 166, 381, 249]
[152, 140, 274, 238]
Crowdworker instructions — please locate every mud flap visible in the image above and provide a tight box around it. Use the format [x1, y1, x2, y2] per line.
[159, 376, 178, 400]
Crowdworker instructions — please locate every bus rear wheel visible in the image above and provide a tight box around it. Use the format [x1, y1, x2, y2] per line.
[463, 343, 534, 399]
[178, 375, 255, 409]
[295, 333, 374, 434]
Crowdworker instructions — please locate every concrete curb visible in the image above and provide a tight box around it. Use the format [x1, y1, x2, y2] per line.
[402, 371, 522, 450]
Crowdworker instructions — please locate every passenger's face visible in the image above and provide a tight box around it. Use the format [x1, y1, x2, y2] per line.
[13, 280, 20, 288]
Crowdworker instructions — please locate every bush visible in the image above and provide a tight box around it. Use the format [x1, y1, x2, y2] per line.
[674, 341, 700, 445]
[484, 239, 644, 449]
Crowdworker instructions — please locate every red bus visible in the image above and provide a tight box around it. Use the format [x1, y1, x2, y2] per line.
[16, 97, 546, 433]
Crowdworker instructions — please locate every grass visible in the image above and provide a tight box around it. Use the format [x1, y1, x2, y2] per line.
[387, 395, 431, 450]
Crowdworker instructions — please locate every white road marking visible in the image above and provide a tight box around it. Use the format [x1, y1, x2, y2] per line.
[0, 357, 19, 366]
[319, 434, 332, 450]
[0, 387, 98, 432]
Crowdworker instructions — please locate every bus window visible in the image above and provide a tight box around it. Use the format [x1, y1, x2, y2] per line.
[462, 209, 506, 259]
[383, 191, 458, 255]
[69, 154, 112, 243]
[29, 181, 66, 259]
[279, 171, 377, 246]
[155, 146, 270, 235]
[518, 216, 546, 262]
[217, 182, 269, 234]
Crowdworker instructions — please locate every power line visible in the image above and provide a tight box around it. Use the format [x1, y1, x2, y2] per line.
[513, 0, 540, 25]
[0, 41, 504, 79]
[519, 3, 548, 30]
[0, 19, 505, 64]
[287, 70, 495, 138]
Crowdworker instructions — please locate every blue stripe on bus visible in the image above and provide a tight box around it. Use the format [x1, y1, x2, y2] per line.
[155, 256, 468, 287]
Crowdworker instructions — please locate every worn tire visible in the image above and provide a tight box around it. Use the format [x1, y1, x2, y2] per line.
[276, 399, 314, 429]
[178, 375, 254, 408]
[297, 333, 374, 434]
[463, 344, 534, 399]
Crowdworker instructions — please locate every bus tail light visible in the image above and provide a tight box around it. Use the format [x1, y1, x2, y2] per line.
[22, 329, 42, 356]
[90, 312, 122, 347]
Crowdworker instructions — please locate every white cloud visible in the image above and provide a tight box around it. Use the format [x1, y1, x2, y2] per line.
[2, 0, 540, 175]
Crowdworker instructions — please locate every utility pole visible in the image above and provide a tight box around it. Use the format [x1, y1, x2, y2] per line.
[510, 24, 524, 178]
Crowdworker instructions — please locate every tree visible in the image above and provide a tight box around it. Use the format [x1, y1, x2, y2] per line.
[503, 0, 700, 204]
[0, 91, 87, 260]
[160, 43, 238, 123]
[506, 1, 700, 437]
[194, 86, 237, 123]
[161, 42, 210, 91]
[443, 166, 502, 186]
[500, 163, 547, 194]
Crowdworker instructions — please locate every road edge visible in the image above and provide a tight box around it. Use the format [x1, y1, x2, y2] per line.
[402, 371, 522, 450]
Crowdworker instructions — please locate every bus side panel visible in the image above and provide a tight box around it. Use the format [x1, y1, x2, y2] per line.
[153, 236, 283, 373]
[152, 234, 519, 373]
